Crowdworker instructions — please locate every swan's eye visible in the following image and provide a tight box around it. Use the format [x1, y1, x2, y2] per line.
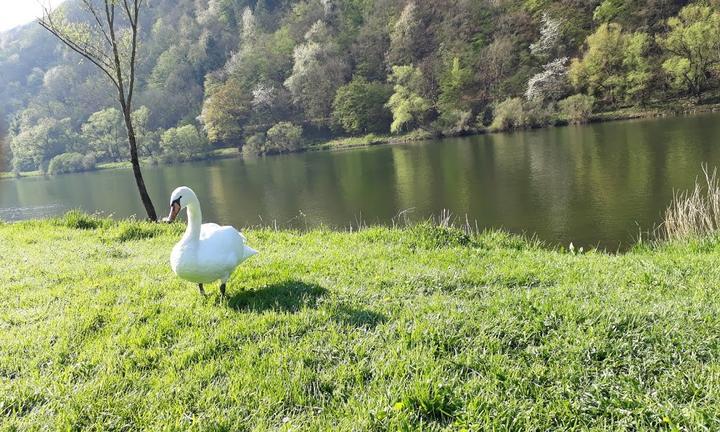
[171, 196, 182, 206]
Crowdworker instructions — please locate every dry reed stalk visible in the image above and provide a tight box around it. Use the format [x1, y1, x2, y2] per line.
[663, 166, 720, 240]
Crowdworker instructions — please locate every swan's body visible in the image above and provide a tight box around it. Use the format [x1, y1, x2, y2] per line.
[166, 186, 257, 294]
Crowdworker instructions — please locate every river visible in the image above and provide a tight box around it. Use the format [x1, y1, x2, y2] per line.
[3, 112, 720, 250]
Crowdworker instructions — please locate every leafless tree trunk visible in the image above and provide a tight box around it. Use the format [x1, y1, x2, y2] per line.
[39, 0, 157, 221]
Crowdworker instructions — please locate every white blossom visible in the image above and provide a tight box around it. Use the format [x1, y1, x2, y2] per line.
[252, 84, 276, 108]
[241, 7, 256, 41]
[530, 13, 562, 58]
[525, 57, 569, 102]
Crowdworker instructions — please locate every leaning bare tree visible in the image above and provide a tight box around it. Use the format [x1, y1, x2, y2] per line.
[39, 0, 157, 220]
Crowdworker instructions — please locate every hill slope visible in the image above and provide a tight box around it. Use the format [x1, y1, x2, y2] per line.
[3, 0, 720, 173]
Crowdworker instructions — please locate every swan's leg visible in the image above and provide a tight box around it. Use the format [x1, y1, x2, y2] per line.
[220, 275, 229, 297]
[198, 284, 206, 296]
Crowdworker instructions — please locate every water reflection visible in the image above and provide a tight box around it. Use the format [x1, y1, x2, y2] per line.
[2, 112, 720, 250]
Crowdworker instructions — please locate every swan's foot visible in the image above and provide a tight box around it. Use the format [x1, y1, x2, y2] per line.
[198, 284, 206, 296]
[220, 283, 226, 297]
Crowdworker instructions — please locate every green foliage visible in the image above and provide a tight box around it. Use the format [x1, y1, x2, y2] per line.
[47, 152, 96, 175]
[9, 117, 81, 172]
[388, 1, 425, 65]
[569, 24, 653, 105]
[284, 21, 348, 126]
[200, 79, 252, 147]
[80, 108, 125, 162]
[332, 77, 392, 134]
[265, 122, 304, 153]
[241, 132, 267, 157]
[159, 124, 210, 162]
[593, 0, 624, 23]
[386, 66, 431, 134]
[657, 5, 720, 101]
[624, 32, 654, 103]
[437, 58, 474, 134]
[243, 122, 303, 156]
[3, 0, 720, 175]
[559, 94, 595, 124]
[490, 98, 552, 132]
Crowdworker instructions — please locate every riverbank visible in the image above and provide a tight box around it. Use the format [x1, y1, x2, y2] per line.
[0, 148, 242, 180]
[5, 99, 720, 180]
[311, 99, 720, 153]
[2, 214, 719, 430]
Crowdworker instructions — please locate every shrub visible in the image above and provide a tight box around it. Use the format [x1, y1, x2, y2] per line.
[82, 153, 97, 171]
[490, 98, 553, 132]
[265, 122, 304, 153]
[558, 94, 595, 124]
[48, 152, 96, 175]
[242, 133, 267, 157]
[159, 124, 210, 162]
[435, 109, 475, 136]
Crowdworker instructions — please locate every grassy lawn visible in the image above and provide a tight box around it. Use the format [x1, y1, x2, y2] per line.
[1, 213, 720, 430]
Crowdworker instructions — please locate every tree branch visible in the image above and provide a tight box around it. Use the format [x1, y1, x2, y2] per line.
[81, 0, 112, 46]
[37, 16, 119, 90]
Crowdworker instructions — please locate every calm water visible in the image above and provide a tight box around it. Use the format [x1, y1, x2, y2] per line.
[3, 113, 720, 250]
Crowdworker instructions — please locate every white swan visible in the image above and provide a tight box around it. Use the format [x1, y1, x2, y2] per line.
[164, 186, 257, 296]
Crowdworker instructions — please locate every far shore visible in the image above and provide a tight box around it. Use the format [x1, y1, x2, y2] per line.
[4, 99, 720, 180]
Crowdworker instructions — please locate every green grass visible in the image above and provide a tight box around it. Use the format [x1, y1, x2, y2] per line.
[310, 130, 435, 152]
[2, 213, 720, 430]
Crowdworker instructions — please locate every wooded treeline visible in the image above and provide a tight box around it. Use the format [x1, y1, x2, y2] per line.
[2, 0, 720, 174]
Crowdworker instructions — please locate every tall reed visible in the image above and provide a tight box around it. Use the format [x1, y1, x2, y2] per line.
[662, 166, 720, 240]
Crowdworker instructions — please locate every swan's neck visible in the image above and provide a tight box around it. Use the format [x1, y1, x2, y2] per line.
[183, 200, 202, 242]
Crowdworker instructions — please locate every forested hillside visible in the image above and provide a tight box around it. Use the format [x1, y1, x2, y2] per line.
[2, 0, 720, 174]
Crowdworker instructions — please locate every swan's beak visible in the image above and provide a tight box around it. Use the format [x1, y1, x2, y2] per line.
[164, 202, 181, 223]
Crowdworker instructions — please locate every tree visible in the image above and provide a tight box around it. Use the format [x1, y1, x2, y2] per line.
[530, 13, 563, 59]
[332, 77, 392, 134]
[200, 78, 253, 148]
[388, 2, 425, 65]
[569, 23, 627, 103]
[569, 23, 653, 105]
[159, 124, 210, 161]
[284, 20, 348, 125]
[131, 106, 158, 157]
[437, 57, 475, 134]
[385, 65, 431, 134]
[623, 32, 653, 104]
[438, 57, 473, 115]
[526, 57, 570, 103]
[40, 0, 157, 220]
[9, 117, 80, 172]
[81, 107, 125, 161]
[0, 108, 8, 172]
[657, 5, 720, 102]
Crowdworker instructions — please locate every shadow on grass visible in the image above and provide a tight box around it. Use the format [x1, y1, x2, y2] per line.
[331, 304, 387, 329]
[226, 280, 327, 312]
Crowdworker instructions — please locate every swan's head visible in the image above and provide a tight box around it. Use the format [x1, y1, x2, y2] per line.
[164, 186, 196, 223]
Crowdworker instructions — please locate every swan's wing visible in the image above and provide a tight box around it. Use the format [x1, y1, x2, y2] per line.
[199, 223, 222, 240]
[199, 224, 245, 260]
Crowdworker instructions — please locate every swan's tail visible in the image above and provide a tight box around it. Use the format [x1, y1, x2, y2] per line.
[243, 245, 258, 259]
